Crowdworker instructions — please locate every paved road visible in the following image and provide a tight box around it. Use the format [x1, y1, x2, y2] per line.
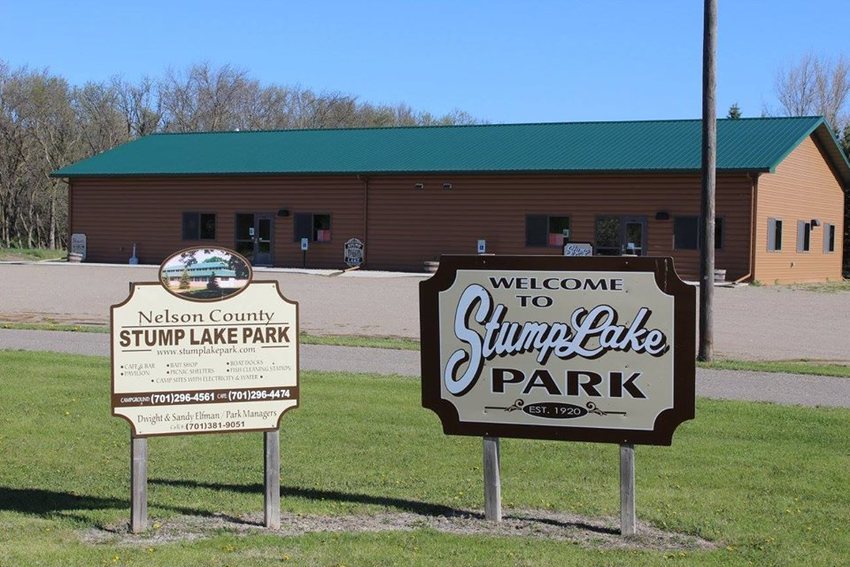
[1, 262, 848, 363]
[3, 329, 849, 409]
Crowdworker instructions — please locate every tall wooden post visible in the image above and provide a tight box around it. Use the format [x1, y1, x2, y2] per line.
[130, 436, 148, 533]
[619, 444, 636, 536]
[264, 431, 281, 529]
[699, 0, 717, 362]
[483, 436, 502, 522]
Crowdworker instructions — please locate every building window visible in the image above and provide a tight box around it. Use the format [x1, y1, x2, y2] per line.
[767, 218, 783, 251]
[673, 216, 724, 250]
[525, 215, 570, 247]
[182, 212, 216, 240]
[797, 220, 811, 252]
[824, 223, 836, 253]
[294, 213, 332, 242]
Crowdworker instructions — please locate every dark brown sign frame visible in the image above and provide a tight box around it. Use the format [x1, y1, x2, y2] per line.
[420, 255, 695, 446]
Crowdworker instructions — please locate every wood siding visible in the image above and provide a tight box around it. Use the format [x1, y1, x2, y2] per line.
[753, 135, 845, 284]
[70, 176, 365, 267]
[70, 172, 753, 281]
[365, 173, 753, 281]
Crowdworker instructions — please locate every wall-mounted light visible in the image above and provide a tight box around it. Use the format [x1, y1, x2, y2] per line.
[811, 219, 821, 227]
[655, 211, 670, 220]
[414, 183, 424, 190]
[277, 209, 290, 217]
[443, 182, 453, 190]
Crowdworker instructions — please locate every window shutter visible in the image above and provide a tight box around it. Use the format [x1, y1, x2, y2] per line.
[182, 212, 199, 240]
[797, 221, 805, 252]
[525, 215, 548, 247]
[294, 213, 312, 241]
[767, 218, 776, 251]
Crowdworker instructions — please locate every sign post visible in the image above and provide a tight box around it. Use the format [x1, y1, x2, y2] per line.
[420, 255, 694, 534]
[111, 247, 299, 532]
[301, 238, 309, 268]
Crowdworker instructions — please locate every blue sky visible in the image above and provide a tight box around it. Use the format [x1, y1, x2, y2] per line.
[1, 0, 847, 124]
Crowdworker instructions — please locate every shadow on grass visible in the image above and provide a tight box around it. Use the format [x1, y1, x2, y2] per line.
[150, 477, 469, 517]
[0, 485, 250, 528]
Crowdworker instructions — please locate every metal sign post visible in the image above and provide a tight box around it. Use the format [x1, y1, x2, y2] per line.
[130, 437, 148, 533]
[264, 431, 281, 529]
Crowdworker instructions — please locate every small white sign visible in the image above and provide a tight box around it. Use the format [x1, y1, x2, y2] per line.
[70, 233, 87, 259]
[477, 240, 486, 254]
[564, 242, 594, 257]
[300, 238, 309, 252]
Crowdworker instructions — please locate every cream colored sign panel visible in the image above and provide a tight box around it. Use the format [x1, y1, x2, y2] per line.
[438, 270, 673, 430]
[112, 281, 298, 436]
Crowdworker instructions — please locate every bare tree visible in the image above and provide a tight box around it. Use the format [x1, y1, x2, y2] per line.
[775, 53, 850, 129]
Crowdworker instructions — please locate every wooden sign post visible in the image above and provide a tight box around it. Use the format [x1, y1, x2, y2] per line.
[111, 247, 299, 532]
[420, 255, 695, 535]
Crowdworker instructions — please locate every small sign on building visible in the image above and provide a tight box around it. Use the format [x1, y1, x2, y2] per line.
[344, 238, 364, 267]
[564, 242, 593, 257]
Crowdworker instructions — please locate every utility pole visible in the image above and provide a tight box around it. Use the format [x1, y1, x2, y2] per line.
[699, 0, 717, 362]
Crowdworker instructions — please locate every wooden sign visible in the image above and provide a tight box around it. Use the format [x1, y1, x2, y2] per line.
[420, 255, 695, 446]
[111, 247, 299, 437]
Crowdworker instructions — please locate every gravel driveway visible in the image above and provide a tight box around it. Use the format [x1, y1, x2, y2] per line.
[0, 262, 848, 363]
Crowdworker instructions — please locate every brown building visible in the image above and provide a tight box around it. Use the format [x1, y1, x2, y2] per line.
[53, 117, 849, 283]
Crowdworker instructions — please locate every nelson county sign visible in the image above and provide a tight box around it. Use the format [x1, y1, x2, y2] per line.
[420, 255, 695, 445]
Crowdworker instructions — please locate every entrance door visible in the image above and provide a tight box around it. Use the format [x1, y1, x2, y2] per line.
[595, 216, 647, 256]
[235, 213, 274, 266]
[622, 216, 647, 256]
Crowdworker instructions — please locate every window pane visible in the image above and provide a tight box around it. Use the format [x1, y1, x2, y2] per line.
[715, 218, 723, 249]
[313, 214, 331, 242]
[674, 217, 698, 250]
[200, 214, 216, 239]
[595, 216, 620, 255]
[182, 212, 199, 240]
[235, 214, 254, 241]
[548, 216, 570, 247]
[775, 220, 783, 251]
[525, 215, 548, 247]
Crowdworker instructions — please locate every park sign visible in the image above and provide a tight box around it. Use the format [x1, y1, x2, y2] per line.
[420, 255, 695, 446]
[111, 247, 299, 437]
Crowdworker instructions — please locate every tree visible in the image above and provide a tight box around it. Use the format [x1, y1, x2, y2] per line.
[775, 53, 849, 130]
[727, 103, 742, 119]
[179, 267, 191, 290]
[206, 271, 220, 290]
[775, 53, 850, 276]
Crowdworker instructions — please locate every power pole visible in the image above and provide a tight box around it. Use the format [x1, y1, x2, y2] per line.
[699, 0, 717, 362]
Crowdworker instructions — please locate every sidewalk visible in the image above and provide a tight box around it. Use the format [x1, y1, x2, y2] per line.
[2, 329, 848, 409]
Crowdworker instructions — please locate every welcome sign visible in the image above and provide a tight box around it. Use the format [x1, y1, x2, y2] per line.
[111, 247, 299, 437]
[420, 256, 695, 445]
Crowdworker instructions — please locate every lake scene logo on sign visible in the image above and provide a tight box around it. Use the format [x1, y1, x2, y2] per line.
[160, 247, 252, 301]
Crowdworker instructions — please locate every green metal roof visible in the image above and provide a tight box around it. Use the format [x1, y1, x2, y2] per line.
[52, 116, 850, 185]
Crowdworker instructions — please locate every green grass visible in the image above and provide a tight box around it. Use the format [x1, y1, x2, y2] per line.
[1, 350, 849, 565]
[0, 321, 110, 334]
[698, 358, 850, 378]
[786, 279, 850, 293]
[0, 247, 65, 261]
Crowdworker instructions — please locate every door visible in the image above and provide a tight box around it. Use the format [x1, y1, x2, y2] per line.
[235, 213, 274, 266]
[622, 216, 647, 256]
[595, 216, 647, 256]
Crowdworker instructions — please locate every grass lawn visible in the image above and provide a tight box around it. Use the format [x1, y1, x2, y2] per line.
[0, 247, 65, 261]
[0, 351, 848, 565]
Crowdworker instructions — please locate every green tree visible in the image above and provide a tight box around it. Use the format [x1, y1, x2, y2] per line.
[206, 271, 220, 290]
[727, 103, 742, 119]
[179, 267, 191, 290]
